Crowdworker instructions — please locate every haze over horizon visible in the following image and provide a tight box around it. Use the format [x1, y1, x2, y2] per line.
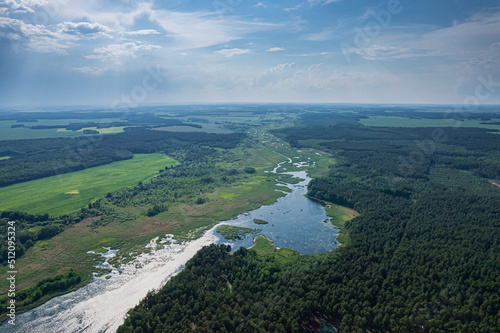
[1, 0, 500, 107]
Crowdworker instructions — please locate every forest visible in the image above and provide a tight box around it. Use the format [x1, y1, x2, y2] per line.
[119, 112, 500, 332]
[0, 129, 245, 187]
[0, 129, 245, 258]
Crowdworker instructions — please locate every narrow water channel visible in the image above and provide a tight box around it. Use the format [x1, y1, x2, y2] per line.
[2, 160, 339, 332]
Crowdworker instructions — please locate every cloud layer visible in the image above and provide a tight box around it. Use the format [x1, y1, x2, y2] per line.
[0, 0, 499, 106]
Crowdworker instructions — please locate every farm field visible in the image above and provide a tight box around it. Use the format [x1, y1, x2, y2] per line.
[153, 123, 233, 134]
[0, 120, 83, 141]
[0, 118, 124, 140]
[57, 126, 131, 134]
[0, 154, 178, 216]
[0, 142, 311, 309]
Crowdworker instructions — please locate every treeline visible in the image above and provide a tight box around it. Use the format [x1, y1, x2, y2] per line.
[0, 270, 82, 318]
[118, 244, 308, 333]
[0, 136, 244, 264]
[280, 119, 500, 331]
[0, 129, 245, 187]
[121, 116, 500, 332]
[108, 150, 246, 208]
[12, 121, 128, 130]
[0, 212, 83, 265]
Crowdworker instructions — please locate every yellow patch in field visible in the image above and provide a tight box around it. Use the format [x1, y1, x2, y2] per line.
[65, 190, 80, 194]
[219, 192, 237, 200]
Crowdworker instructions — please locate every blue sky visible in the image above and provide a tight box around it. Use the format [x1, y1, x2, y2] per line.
[0, 0, 499, 106]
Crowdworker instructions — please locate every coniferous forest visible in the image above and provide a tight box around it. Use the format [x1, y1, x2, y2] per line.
[119, 112, 500, 333]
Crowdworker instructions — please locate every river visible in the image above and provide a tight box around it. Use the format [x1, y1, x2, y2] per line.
[2, 159, 339, 332]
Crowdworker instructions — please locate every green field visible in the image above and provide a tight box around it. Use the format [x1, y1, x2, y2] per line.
[153, 124, 233, 134]
[360, 116, 500, 132]
[57, 126, 131, 134]
[324, 203, 359, 245]
[0, 120, 83, 141]
[0, 118, 125, 140]
[249, 235, 299, 260]
[0, 154, 178, 216]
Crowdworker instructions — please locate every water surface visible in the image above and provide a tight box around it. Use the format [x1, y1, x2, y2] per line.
[2, 161, 338, 332]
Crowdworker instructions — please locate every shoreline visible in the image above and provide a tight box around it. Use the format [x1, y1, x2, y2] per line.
[1, 156, 299, 331]
[2, 148, 342, 331]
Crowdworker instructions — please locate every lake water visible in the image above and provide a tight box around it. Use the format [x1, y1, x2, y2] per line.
[2, 161, 338, 332]
[218, 169, 339, 254]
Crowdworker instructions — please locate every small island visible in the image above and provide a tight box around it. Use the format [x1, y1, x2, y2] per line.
[253, 219, 269, 225]
[216, 225, 261, 240]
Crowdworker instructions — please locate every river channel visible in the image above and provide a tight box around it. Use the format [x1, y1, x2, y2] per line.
[2, 159, 339, 332]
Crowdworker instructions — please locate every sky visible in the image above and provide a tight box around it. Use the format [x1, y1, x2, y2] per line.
[0, 0, 499, 107]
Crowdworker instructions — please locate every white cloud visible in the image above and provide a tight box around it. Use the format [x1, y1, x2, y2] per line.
[0, 16, 70, 53]
[125, 29, 160, 36]
[0, 0, 47, 15]
[85, 42, 161, 60]
[284, 4, 302, 11]
[2, 1, 281, 53]
[302, 28, 336, 41]
[57, 21, 113, 39]
[292, 52, 329, 57]
[307, 0, 341, 6]
[73, 66, 107, 75]
[352, 11, 500, 63]
[0, 17, 116, 53]
[254, 2, 267, 8]
[150, 10, 278, 50]
[253, 62, 402, 100]
[266, 47, 285, 52]
[215, 48, 251, 58]
[354, 45, 438, 61]
[255, 63, 296, 86]
[413, 12, 500, 57]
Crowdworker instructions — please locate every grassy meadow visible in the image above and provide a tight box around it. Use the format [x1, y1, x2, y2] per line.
[0, 154, 178, 216]
[0, 118, 124, 141]
[0, 124, 349, 318]
[57, 126, 131, 134]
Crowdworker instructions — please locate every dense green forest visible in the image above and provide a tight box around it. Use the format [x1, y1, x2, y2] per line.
[119, 113, 500, 332]
[0, 127, 254, 318]
[0, 131, 245, 262]
[0, 129, 244, 187]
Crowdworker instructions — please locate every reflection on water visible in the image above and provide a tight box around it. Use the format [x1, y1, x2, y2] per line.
[219, 169, 339, 254]
[2, 161, 338, 333]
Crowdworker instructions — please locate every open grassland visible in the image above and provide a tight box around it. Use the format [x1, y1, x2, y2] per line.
[153, 124, 233, 134]
[0, 154, 178, 216]
[250, 235, 299, 261]
[0, 125, 338, 317]
[0, 120, 83, 141]
[57, 126, 131, 134]
[0, 118, 124, 141]
[324, 203, 359, 245]
[360, 116, 500, 132]
[0, 145, 297, 300]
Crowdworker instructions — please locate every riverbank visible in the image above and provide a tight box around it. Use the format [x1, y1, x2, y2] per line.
[1, 131, 343, 329]
[305, 196, 359, 246]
